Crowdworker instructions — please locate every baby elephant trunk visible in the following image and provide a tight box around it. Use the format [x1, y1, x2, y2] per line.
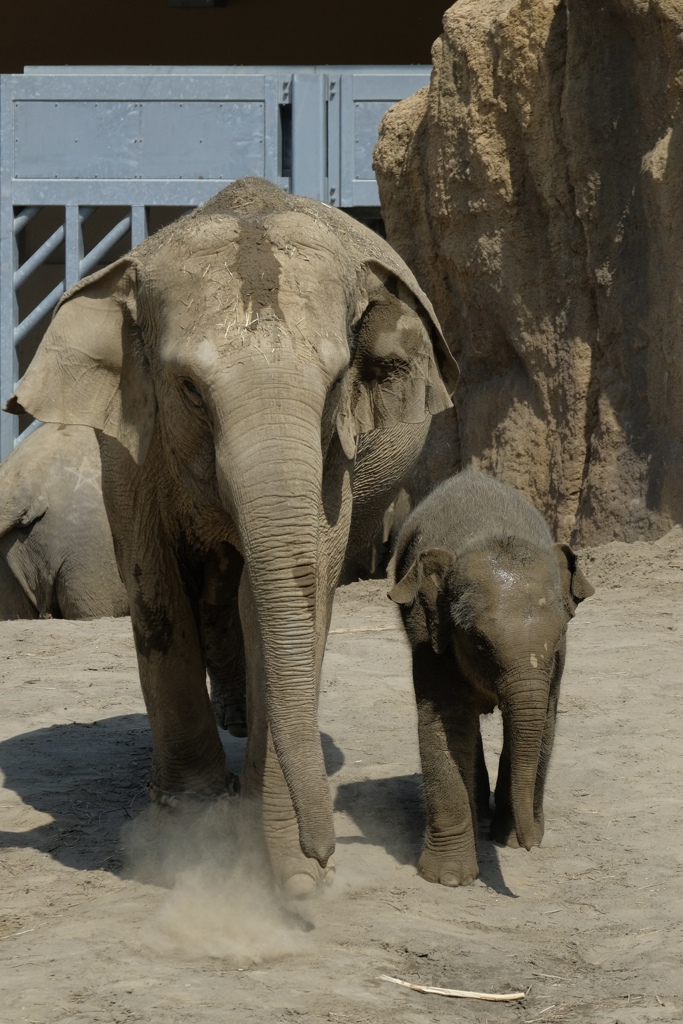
[499, 671, 549, 851]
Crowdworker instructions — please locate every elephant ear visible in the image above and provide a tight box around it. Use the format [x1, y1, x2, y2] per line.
[389, 547, 455, 655]
[555, 543, 595, 614]
[336, 260, 459, 459]
[3, 257, 156, 465]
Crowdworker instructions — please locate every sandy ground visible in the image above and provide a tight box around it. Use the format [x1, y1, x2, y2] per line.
[1, 531, 682, 1024]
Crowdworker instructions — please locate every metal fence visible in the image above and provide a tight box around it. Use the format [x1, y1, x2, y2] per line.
[0, 64, 429, 458]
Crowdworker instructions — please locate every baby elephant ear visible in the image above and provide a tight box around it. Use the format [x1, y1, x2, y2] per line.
[388, 559, 420, 605]
[4, 257, 156, 465]
[390, 547, 455, 655]
[555, 544, 595, 610]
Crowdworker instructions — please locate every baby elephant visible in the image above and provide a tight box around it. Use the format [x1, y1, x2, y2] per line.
[390, 469, 593, 886]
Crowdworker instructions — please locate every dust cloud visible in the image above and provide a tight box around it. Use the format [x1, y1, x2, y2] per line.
[120, 795, 314, 965]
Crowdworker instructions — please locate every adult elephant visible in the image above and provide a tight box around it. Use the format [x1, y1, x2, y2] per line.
[0, 423, 128, 619]
[5, 177, 458, 895]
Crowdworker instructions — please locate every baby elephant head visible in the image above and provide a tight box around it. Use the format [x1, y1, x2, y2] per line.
[390, 542, 593, 658]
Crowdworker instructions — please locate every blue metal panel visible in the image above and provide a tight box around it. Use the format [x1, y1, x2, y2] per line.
[291, 73, 327, 203]
[10, 71, 284, 200]
[351, 72, 432, 101]
[353, 101, 395, 181]
[14, 103, 277, 184]
[11, 180, 237, 206]
[11, 74, 272, 102]
[340, 68, 430, 207]
[139, 101, 264, 180]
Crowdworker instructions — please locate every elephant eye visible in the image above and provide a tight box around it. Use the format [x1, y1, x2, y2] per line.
[469, 630, 492, 656]
[180, 377, 204, 409]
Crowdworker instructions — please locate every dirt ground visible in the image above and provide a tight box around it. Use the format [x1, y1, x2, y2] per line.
[1, 531, 682, 1024]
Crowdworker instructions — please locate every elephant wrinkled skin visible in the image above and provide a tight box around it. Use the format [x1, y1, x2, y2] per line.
[5, 177, 457, 895]
[390, 470, 593, 886]
[0, 423, 128, 620]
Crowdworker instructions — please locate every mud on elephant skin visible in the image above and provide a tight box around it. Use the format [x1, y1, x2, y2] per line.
[390, 469, 594, 887]
[0, 423, 128, 620]
[5, 177, 458, 897]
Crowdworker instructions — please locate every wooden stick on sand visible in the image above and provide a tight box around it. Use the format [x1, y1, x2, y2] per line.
[378, 974, 526, 1002]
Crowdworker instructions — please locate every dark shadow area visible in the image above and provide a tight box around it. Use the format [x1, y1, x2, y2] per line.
[0, 717, 344, 875]
[334, 774, 425, 866]
[321, 731, 345, 777]
[478, 839, 518, 898]
[0, 714, 152, 873]
[1, 0, 447, 72]
[334, 774, 517, 897]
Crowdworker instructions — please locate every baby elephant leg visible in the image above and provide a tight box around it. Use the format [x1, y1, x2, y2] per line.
[413, 651, 480, 886]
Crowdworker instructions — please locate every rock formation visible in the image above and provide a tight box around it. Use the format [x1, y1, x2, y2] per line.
[375, 0, 683, 545]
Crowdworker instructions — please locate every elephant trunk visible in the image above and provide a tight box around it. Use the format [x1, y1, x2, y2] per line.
[214, 365, 334, 867]
[499, 669, 549, 851]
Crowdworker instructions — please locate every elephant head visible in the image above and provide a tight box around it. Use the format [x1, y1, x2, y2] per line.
[5, 178, 458, 867]
[390, 537, 593, 851]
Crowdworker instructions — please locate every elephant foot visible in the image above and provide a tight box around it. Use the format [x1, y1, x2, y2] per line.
[418, 844, 479, 887]
[270, 840, 336, 898]
[240, 804, 336, 898]
[210, 694, 248, 738]
[280, 857, 336, 899]
[148, 769, 240, 808]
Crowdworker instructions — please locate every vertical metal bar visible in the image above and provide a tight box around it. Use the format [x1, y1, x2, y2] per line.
[65, 205, 84, 289]
[0, 76, 19, 459]
[339, 73, 355, 209]
[263, 76, 281, 188]
[326, 75, 341, 208]
[290, 73, 327, 202]
[131, 205, 148, 248]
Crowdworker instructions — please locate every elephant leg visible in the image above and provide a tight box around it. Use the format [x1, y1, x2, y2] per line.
[132, 552, 228, 800]
[201, 546, 247, 738]
[238, 569, 335, 897]
[111, 506, 227, 799]
[413, 647, 480, 886]
[491, 725, 515, 846]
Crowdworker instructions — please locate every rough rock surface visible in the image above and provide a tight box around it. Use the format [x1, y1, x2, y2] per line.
[375, 0, 683, 545]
